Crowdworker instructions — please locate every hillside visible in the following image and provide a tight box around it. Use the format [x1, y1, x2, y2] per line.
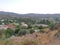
[0, 11, 60, 18]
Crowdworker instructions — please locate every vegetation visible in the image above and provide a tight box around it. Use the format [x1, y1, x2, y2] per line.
[29, 29, 35, 34]
[4, 28, 14, 38]
[18, 30, 27, 36]
[0, 17, 60, 45]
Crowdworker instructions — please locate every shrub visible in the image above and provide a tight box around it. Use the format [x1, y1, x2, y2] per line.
[0, 30, 3, 38]
[40, 29, 45, 33]
[4, 28, 14, 38]
[27, 24, 33, 29]
[38, 26, 43, 29]
[29, 29, 35, 34]
[14, 28, 20, 34]
[18, 30, 27, 36]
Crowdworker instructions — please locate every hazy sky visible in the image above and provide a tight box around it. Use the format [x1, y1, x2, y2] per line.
[0, 0, 60, 14]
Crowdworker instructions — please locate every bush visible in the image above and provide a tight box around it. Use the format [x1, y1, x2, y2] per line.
[0, 30, 3, 38]
[40, 29, 45, 33]
[29, 29, 35, 34]
[38, 26, 43, 29]
[18, 30, 27, 36]
[27, 25, 32, 29]
[14, 28, 20, 34]
[4, 28, 14, 38]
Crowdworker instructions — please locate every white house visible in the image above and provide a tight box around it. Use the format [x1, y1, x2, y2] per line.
[0, 25, 8, 30]
[35, 24, 48, 27]
[21, 22, 28, 27]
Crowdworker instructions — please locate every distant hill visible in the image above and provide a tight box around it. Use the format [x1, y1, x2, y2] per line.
[0, 11, 60, 18]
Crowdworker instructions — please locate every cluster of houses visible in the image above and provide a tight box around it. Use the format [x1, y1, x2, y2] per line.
[0, 24, 16, 30]
[0, 21, 49, 33]
[21, 22, 28, 28]
[0, 22, 29, 30]
[34, 24, 48, 27]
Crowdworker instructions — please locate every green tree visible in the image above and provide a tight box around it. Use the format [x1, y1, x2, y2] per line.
[38, 26, 43, 29]
[14, 25, 20, 35]
[4, 28, 14, 38]
[18, 30, 27, 36]
[29, 29, 35, 34]
[0, 30, 3, 38]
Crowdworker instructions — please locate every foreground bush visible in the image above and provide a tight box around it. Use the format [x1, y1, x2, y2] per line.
[18, 30, 27, 36]
[4, 28, 14, 38]
[29, 29, 35, 34]
[7, 36, 40, 45]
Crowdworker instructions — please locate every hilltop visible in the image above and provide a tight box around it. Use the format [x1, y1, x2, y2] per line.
[0, 11, 60, 18]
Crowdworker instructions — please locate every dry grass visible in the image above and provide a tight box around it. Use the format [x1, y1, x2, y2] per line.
[7, 30, 58, 45]
[0, 30, 59, 45]
[0, 39, 5, 45]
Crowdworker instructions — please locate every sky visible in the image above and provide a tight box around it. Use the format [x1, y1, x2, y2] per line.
[0, 0, 60, 14]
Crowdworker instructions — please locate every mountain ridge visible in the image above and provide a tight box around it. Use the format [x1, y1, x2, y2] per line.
[0, 11, 60, 18]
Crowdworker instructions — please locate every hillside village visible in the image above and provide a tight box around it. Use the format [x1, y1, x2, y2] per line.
[0, 16, 60, 45]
